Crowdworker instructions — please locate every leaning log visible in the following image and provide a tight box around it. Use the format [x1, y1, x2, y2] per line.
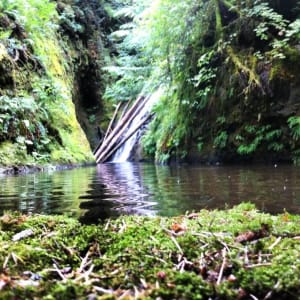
[118, 99, 132, 121]
[93, 102, 122, 155]
[94, 96, 144, 159]
[94, 95, 148, 162]
[102, 102, 122, 146]
[95, 96, 149, 163]
[98, 113, 154, 163]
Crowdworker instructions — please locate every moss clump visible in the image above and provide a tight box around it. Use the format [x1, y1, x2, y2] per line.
[0, 141, 29, 165]
[0, 203, 300, 299]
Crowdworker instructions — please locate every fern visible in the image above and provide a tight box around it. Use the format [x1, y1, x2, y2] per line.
[288, 116, 300, 141]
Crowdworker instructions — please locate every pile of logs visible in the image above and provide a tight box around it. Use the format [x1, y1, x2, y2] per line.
[93, 95, 153, 164]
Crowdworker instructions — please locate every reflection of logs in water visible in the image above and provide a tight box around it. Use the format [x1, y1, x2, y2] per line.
[1, 163, 300, 223]
[79, 163, 158, 222]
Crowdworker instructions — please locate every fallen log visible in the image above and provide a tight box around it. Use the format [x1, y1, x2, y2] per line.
[118, 99, 132, 121]
[93, 102, 122, 155]
[94, 96, 145, 160]
[97, 113, 154, 163]
[94, 95, 149, 162]
[95, 96, 149, 163]
[102, 102, 122, 146]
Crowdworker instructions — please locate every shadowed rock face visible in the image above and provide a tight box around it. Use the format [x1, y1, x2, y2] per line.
[55, 0, 109, 150]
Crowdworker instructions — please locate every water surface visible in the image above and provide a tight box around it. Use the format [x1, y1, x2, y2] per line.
[0, 163, 300, 223]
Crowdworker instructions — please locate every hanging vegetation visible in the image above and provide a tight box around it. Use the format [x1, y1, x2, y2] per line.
[105, 0, 300, 164]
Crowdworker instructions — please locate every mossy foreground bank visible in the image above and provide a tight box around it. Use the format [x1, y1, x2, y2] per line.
[1, 204, 300, 299]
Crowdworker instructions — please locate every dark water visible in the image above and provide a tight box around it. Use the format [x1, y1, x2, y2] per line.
[0, 163, 300, 223]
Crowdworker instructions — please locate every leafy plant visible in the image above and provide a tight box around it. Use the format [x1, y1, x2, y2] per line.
[237, 124, 283, 155]
[103, 0, 151, 102]
[245, 0, 298, 60]
[0, 95, 50, 154]
[213, 131, 228, 150]
[288, 116, 300, 141]
[192, 50, 217, 109]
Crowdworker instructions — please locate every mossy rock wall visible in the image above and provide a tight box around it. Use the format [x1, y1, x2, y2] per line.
[141, 0, 300, 164]
[192, 47, 300, 164]
[0, 0, 109, 166]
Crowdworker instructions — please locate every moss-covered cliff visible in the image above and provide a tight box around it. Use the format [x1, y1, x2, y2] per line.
[1, 0, 300, 166]
[106, 0, 300, 164]
[0, 0, 111, 166]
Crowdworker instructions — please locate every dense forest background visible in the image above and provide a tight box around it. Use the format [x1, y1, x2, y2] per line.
[0, 0, 299, 165]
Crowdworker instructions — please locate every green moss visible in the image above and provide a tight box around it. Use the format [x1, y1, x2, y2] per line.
[0, 141, 32, 165]
[1, 204, 300, 299]
[270, 47, 300, 81]
[0, 2, 95, 166]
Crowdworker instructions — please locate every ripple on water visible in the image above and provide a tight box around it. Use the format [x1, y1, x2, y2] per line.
[0, 163, 299, 222]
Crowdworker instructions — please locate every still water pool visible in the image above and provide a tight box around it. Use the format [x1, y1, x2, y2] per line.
[0, 163, 300, 223]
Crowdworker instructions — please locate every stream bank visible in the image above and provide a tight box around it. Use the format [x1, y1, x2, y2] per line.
[0, 203, 300, 299]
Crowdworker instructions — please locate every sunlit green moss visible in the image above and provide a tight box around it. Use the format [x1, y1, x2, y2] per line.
[0, 1, 94, 166]
[0, 203, 300, 299]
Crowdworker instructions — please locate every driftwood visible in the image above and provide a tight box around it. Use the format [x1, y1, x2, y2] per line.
[94, 95, 151, 163]
[95, 96, 149, 163]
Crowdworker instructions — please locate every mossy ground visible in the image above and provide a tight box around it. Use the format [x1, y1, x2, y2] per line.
[0, 203, 300, 299]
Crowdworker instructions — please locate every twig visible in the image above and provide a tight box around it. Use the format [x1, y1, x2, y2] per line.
[258, 251, 262, 264]
[171, 236, 183, 255]
[7, 252, 24, 265]
[118, 289, 131, 299]
[144, 254, 168, 265]
[12, 229, 34, 241]
[140, 278, 148, 289]
[268, 237, 282, 250]
[83, 264, 95, 283]
[263, 280, 281, 300]
[78, 251, 90, 273]
[217, 248, 227, 285]
[134, 286, 140, 298]
[199, 252, 204, 267]
[53, 263, 67, 282]
[150, 235, 159, 243]
[155, 280, 160, 289]
[75, 264, 95, 283]
[110, 268, 120, 275]
[104, 219, 110, 231]
[177, 260, 185, 272]
[197, 231, 229, 237]
[94, 286, 113, 294]
[119, 220, 127, 234]
[244, 246, 249, 265]
[179, 258, 193, 273]
[219, 241, 230, 253]
[245, 263, 272, 269]
[3, 254, 10, 269]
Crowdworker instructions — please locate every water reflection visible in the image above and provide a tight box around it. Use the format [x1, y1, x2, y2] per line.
[79, 163, 157, 223]
[0, 168, 95, 218]
[0, 163, 300, 223]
